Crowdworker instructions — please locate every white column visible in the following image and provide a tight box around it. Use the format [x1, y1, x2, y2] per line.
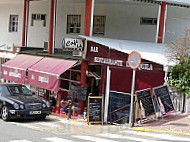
[155, 4, 161, 43]
[104, 66, 111, 123]
[162, 5, 167, 43]
[90, 0, 95, 37]
[53, 0, 57, 54]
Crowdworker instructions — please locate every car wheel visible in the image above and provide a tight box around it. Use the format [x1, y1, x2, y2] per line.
[1, 106, 10, 121]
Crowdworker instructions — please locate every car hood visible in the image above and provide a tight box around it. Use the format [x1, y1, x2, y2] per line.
[6, 95, 43, 104]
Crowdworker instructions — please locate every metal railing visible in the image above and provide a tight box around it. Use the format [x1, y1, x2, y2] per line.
[109, 104, 130, 124]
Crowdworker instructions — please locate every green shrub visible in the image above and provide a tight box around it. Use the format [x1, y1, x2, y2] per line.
[168, 58, 190, 98]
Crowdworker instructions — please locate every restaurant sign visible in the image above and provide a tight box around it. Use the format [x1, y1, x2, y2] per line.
[87, 41, 158, 71]
[0, 43, 13, 51]
[63, 38, 83, 51]
[94, 57, 123, 67]
[2, 67, 26, 84]
[126, 61, 153, 71]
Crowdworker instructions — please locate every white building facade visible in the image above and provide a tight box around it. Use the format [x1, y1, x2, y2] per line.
[1, 0, 190, 118]
[0, 0, 189, 49]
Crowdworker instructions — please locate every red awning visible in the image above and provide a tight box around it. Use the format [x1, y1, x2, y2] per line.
[2, 54, 43, 84]
[27, 57, 77, 92]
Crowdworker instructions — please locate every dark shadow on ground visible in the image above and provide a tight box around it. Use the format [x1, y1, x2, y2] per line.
[9, 116, 59, 123]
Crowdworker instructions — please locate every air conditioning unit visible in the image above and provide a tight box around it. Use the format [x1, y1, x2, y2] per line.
[43, 41, 48, 51]
[73, 50, 82, 57]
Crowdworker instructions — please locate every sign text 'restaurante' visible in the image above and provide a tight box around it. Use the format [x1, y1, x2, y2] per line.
[94, 57, 123, 67]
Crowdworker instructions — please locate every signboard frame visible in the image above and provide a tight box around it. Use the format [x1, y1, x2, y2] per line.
[153, 85, 175, 116]
[135, 88, 156, 120]
[109, 91, 131, 124]
[87, 96, 104, 125]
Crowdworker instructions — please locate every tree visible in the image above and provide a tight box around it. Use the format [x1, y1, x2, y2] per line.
[167, 29, 190, 112]
[167, 28, 190, 63]
[168, 58, 190, 97]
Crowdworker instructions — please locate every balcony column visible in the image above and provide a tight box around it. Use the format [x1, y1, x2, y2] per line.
[22, 0, 30, 47]
[81, 0, 95, 88]
[78, 0, 95, 114]
[84, 0, 95, 36]
[156, 2, 167, 43]
[48, 0, 57, 54]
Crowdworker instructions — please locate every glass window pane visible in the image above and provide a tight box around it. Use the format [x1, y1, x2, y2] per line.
[93, 16, 106, 35]
[9, 15, 18, 32]
[67, 15, 81, 34]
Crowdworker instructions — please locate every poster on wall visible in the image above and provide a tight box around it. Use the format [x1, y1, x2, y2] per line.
[153, 85, 175, 115]
[136, 89, 156, 118]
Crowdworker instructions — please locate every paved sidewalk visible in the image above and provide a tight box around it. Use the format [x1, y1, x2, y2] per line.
[51, 112, 190, 135]
[132, 113, 190, 135]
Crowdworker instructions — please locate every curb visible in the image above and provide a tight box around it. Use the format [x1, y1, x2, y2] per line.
[131, 127, 190, 135]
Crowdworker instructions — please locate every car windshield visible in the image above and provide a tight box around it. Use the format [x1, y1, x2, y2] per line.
[8, 85, 32, 96]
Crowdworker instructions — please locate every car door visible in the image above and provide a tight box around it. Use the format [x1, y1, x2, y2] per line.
[0, 85, 12, 108]
[0, 86, 3, 109]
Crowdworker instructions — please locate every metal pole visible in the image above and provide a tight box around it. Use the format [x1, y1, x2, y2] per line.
[129, 69, 136, 128]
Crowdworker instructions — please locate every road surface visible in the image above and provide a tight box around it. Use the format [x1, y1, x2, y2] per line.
[0, 116, 189, 142]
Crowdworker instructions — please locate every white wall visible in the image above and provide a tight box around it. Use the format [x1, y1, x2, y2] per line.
[27, 1, 50, 47]
[94, 3, 159, 42]
[0, 1, 190, 48]
[55, 2, 159, 49]
[55, 1, 85, 49]
[0, 3, 23, 46]
[165, 5, 190, 43]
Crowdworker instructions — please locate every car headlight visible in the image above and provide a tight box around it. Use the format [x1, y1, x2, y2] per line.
[13, 103, 19, 110]
[46, 101, 51, 108]
[20, 104, 24, 109]
[42, 103, 46, 108]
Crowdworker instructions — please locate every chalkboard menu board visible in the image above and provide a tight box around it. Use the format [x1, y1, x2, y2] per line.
[76, 86, 87, 101]
[109, 92, 131, 124]
[136, 89, 155, 117]
[87, 96, 103, 125]
[154, 85, 175, 114]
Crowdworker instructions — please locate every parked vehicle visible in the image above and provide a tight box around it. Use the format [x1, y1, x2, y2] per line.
[0, 83, 51, 121]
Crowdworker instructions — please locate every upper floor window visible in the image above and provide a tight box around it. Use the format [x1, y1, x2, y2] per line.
[31, 14, 46, 27]
[67, 15, 81, 34]
[93, 15, 106, 36]
[9, 15, 18, 32]
[140, 17, 157, 25]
